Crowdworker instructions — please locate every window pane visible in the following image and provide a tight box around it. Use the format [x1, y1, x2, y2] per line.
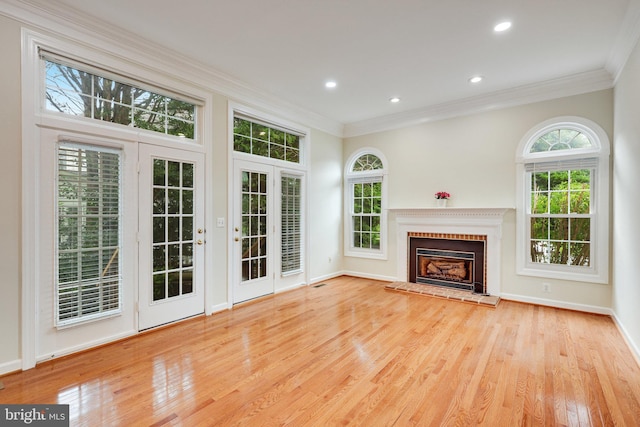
[531, 217, 549, 240]
[45, 60, 196, 139]
[570, 243, 590, 266]
[232, 117, 303, 163]
[57, 144, 121, 324]
[281, 175, 302, 273]
[570, 218, 590, 242]
[550, 218, 569, 240]
[530, 129, 593, 153]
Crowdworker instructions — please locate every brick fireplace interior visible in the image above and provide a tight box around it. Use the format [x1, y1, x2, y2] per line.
[408, 232, 487, 294]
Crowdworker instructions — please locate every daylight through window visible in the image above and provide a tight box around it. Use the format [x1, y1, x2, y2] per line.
[45, 58, 196, 139]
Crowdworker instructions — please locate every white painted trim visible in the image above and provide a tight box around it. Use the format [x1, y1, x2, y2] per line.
[392, 208, 511, 296]
[209, 302, 231, 314]
[344, 70, 613, 137]
[227, 103, 312, 303]
[21, 28, 41, 371]
[500, 293, 613, 316]
[341, 271, 397, 283]
[611, 311, 640, 369]
[515, 117, 610, 284]
[1, 0, 343, 137]
[344, 148, 389, 260]
[606, 0, 640, 83]
[275, 283, 308, 294]
[3, 1, 628, 140]
[309, 271, 346, 284]
[36, 330, 136, 363]
[0, 359, 22, 376]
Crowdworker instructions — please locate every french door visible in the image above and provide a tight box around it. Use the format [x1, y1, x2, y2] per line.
[138, 144, 205, 330]
[232, 159, 306, 304]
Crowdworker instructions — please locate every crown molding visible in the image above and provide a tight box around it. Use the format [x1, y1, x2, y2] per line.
[344, 69, 614, 137]
[606, 0, 640, 83]
[1, 0, 345, 137]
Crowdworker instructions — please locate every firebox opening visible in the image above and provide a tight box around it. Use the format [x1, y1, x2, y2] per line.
[417, 249, 474, 286]
[409, 235, 487, 294]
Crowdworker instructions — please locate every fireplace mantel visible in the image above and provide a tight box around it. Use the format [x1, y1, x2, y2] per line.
[391, 207, 511, 223]
[391, 208, 513, 296]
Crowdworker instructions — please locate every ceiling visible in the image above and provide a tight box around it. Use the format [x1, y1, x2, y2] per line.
[12, 0, 639, 134]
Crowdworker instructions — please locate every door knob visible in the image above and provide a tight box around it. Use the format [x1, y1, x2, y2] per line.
[196, 239, 203, 245]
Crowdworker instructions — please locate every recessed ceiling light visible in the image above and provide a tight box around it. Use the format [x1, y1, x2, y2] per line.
[389, 97, 400, 103]
[469, 76, 483, 84]
[325, 81, 337, 89]
[494, 21, 512, 32]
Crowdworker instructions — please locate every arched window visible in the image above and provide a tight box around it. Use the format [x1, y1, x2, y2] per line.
[515, 117, 610, 283]
[344, 149, 388, 259]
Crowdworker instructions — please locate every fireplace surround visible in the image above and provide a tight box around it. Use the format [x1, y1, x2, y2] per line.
[392, 208, 510, 296]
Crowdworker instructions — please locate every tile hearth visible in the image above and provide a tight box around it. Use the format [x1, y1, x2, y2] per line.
[385, 281, 500, 307]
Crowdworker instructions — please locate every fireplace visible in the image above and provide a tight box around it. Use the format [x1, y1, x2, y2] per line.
[392, 208, 510, 296]
[409, 234, 486, 293]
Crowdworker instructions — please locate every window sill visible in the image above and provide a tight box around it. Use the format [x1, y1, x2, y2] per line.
[345, 249, 387, 261]
[517, 265, 608, 284]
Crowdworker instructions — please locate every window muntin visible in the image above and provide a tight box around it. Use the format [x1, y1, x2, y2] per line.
[57, 143, 122, 326]
[45, 59, 196, 139]
[352, 181, 382, 250]
[345, 151, 387, 258]
[233, 117, 301, 164]
[281, 175, 302, 273]
[529, 129, 593, 153]
[529, 167, 593, 267]
[516, 117, 609, 283]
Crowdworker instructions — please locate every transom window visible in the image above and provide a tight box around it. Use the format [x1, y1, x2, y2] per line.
[345, 149, 388, 259]
[233, 117, 301, 164]
[516, 117, 609, 283]
[44, 57, 197, 139]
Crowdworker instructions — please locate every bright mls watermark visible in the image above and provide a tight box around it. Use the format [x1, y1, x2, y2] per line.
[0, 405, 69, 426]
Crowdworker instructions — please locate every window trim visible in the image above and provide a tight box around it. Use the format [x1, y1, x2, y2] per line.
[515, 116, 610, 284]
[344, 148, 388, 260]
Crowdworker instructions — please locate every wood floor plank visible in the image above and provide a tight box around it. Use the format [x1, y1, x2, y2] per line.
[1, 276, 640, 426]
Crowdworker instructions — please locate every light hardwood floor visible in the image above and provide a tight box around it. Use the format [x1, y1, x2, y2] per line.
[1, 276, 639, 426]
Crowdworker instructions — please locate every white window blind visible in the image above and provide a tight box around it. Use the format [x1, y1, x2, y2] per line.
[57, 143, 122, 326]
[281, 175, 302, 273]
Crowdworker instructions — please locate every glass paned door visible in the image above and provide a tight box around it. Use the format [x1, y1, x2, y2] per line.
[233, 160, 274, 303]
[139, 144, 204, 330]
[241, 170, 268, 282]
[152, 159, 195, 301]
[232, 161, 306, 303]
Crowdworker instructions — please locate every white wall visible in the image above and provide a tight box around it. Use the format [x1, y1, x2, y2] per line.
[344, 89, 614, 310]
[308, 129, 344, 282]
[0, 12, 345, 373]
[613, 38, 640, 359]
[0, 14, 22, 373]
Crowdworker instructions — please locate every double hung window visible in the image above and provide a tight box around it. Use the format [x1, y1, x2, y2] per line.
[516, 117, 609, 283]
[345, 150, 387, 259]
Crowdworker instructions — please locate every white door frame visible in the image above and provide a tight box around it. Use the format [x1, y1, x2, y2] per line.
[138, 144, 206, 330]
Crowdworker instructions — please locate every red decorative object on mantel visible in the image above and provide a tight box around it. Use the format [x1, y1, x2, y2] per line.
[435, 191, 450, 200]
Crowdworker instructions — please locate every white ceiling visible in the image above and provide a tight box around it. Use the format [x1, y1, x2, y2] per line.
[11, 0, 640, 134]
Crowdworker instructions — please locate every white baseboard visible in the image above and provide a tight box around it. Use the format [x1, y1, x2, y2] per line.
[500, 293, 613, 315]
[36, 329, 137, 363]
[0, 359, 22, 376]
[209, 302, 231, 314]
[610, 312, 640, 369]
[341, 270, 397, 283]
[309, 271, 345, 284]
